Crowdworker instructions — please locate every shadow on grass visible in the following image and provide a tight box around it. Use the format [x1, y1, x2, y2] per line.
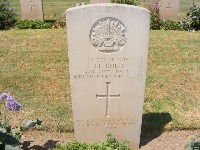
[140, 112, 172, 147]
[23, 140, 59, 150]
[44, 20, 56, 24]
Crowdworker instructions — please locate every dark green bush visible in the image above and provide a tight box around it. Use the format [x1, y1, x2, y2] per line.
[15, 20, 51, 29]
[182, 5, 200, 31]
[161, 20, 183, 31]
[147, 2, 161, 30]
[0, 0, 18, 30]
[111, 0, 140, 5]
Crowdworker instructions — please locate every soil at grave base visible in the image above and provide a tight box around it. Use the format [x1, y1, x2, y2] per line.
[20, 130, 200, 150]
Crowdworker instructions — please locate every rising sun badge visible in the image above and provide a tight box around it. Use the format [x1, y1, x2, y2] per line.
[90, 17, 127, 54]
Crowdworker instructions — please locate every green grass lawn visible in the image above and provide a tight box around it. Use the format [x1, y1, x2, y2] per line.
[0, 29, 200, 132]
[10, 0, 200, 20]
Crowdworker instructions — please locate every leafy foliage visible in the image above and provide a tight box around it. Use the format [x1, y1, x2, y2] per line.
[56, 133, 135, 150]
[182, 5, 200, 31]
[147, 1, 161, 30]
[0, 0, 17, 30]
[0, 119, 42, 150]
[15, 20, 51, 29]
[185, 135, 200, 150]
[0, 120, 21, 150]
[161, 20, 183, 31]
[111, 0, 140, 6]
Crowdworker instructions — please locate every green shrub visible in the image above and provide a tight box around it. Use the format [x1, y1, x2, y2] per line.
[48, 20, 66, 29]
[56, 133, 135, 150]
[182, 5, 200, 31]
[0, 0, 18, 30]
[111, 0, 140, 5]
[147, 2, 161, 30]
[161, 20, 183, 30]
[15, 20, 51, 29]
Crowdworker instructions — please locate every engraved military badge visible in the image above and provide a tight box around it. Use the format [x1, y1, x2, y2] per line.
[90, 17, 127, 54]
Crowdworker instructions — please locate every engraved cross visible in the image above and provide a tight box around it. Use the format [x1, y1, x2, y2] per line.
[28, 0, 35, 12]
[166, 2, 172, 9]
[96, 82, 120, 118]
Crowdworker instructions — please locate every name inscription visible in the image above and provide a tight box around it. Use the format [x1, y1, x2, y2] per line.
[73, 57, 143, 79]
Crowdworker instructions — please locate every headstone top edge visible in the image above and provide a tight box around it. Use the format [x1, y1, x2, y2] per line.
[66, 4, 149, 14]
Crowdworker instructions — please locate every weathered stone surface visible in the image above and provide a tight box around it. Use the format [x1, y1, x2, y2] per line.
[66, 4, 150, 148]
[159, 0, 180, 20]
[20, 0, 44, 21]
[90, 0, 111, 4]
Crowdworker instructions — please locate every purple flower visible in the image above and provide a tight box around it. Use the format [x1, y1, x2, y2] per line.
[0, 93, 9, 101]
[0, 93, 22, 111]
[191, 5, 197, 10]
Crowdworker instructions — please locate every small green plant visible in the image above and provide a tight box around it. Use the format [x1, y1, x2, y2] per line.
[111, 0, 140, 6]
[56, 133, 135, 150]
[185, 135, 200, 150]
[147, 1, 161, 30]
[161, 20, 183, 31]
[0, 93, 42, 150]
[182, 5, 200, 31]
[0, 0, 18, 30]
[0, 120, 22, 150]
[51, 12, 66, 29]
[15, 20, 51, 29]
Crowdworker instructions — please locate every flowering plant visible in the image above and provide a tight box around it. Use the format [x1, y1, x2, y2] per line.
[0, 93, 22, 149]
[0, 93, 22, 111]
[0, 93, 42, 150]
[183, 5, 200, 31]
[147, 1, 161, 30]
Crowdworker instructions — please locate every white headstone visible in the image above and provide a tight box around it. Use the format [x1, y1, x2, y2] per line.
[159, 0, 180, 20]
[66, 4, 150, 148]
[20, 0, 44, 21]
[90, 0, 111, 4]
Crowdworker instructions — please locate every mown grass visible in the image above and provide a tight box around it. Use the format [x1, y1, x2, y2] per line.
[10, 0, 200, 21]
[0, 29, 72, 131]
[0, 29, 200, 132]
[145, 30, 200, 131]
